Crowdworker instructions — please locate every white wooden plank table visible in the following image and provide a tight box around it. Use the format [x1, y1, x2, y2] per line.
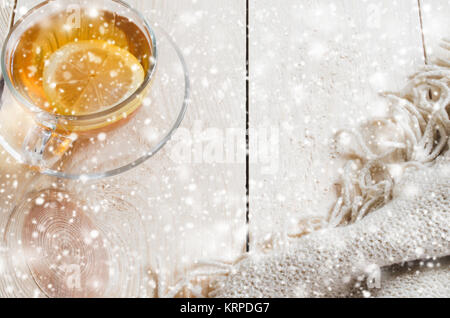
[0, 0, 448, 297]
[249, 0, 426, 250]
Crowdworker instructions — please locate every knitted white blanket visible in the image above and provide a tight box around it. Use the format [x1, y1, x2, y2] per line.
[210, 158, 449, 297]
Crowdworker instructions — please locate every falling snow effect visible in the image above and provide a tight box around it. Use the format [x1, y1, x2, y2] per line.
[0, 0, 448, 298]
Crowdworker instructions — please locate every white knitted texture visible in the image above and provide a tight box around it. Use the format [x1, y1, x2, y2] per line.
[367, 257, 450, 298]
[211, 158, 450, 297]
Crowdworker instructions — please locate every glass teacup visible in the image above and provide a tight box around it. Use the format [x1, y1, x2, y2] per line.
[0, 0, 157, 170]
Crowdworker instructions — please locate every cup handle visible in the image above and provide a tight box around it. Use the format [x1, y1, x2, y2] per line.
[22, 123, 77, 169]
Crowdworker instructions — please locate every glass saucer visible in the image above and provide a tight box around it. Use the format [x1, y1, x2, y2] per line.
[2, 25, 189, 181]
[1, 179, 150, 297]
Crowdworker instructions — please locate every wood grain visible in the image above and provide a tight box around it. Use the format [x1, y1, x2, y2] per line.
[248, 0, 425, 251]
[8, 0, 247, 297]
[128, 0, 247, 296]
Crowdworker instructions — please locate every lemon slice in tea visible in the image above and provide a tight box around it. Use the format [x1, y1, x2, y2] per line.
[43, 40, 145, 116]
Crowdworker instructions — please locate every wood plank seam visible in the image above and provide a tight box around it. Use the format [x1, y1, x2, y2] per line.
[9, 0, 17, 30]
[418, 0, 429, 64]
[246, 0, 250, 253]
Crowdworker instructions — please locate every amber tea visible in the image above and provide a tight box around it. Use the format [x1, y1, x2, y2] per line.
[8, 7, 154, 130]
